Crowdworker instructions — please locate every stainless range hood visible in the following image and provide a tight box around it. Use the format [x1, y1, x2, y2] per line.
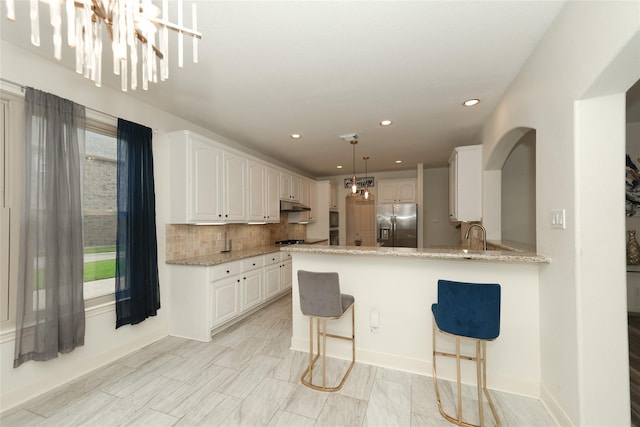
[280, 200, 311, 212]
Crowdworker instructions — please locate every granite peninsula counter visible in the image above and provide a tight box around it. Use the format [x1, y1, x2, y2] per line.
[280, 244, 550, 263]
[284, 244, 549, 398]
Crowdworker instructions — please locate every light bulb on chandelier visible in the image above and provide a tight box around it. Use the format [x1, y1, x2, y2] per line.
[3, 0, 202, 92]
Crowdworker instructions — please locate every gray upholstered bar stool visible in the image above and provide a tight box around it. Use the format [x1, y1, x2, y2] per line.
[297, 270, 355, 392]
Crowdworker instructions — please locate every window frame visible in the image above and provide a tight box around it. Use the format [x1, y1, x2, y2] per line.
[83, 117, 118, 307]
[0, 89, 119, 337]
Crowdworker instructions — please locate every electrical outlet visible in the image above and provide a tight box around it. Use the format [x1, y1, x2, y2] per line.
[216, 232, 221, 241]
[550, 209, 566, 230]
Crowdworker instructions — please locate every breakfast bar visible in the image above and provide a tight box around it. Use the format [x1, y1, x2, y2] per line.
[282, 244, 550, 398]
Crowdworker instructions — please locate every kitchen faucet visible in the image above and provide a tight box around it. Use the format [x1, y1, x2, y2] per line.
[464, 224, 487, 251]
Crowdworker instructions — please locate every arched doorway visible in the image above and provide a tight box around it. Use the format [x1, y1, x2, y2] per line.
[484, 127, 537, 250]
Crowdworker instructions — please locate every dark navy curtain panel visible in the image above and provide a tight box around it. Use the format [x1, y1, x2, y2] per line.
[115, 118, 160, 328]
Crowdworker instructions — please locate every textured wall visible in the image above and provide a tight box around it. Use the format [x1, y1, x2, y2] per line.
[165, 213, 306, 261]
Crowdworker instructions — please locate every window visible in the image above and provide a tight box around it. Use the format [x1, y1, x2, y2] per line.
[1, 99, 9, 322]
[83, 126, 117, 301]
[0, 88, 118, 331]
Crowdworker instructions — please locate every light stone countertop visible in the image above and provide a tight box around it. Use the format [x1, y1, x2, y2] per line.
[280, 244, 550, 264]
[166, 245, 281, 266]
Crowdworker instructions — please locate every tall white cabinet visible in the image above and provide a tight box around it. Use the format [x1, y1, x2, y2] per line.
[449, 144, 482, 222]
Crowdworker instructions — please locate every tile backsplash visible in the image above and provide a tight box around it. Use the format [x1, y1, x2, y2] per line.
[166, 214, 306, 261]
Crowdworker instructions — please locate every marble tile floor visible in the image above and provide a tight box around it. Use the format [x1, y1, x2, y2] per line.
[1, 294, 556, 426]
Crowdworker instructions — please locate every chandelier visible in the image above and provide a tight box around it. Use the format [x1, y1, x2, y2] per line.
[4, 0, 202, 92]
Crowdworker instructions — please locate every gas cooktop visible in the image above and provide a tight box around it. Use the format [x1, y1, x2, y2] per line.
[274, 239, 305, 245]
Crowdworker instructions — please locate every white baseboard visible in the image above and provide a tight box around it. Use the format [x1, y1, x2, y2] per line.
[540, 384, 574, 427]
[290, 336, 540, 398]
[1, 327, 167, 413]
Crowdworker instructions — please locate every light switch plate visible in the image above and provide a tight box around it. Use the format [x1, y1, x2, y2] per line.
[550, 209, 566, 229]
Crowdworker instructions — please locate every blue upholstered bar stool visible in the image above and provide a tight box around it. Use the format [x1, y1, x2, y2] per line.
[297, 270, 355, 392]
[431, 279, 501, 427]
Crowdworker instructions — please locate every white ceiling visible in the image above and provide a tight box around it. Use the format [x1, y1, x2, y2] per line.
[1, 1, 568, 177]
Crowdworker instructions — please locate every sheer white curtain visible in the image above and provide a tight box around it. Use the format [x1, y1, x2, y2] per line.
[14, 88, 86, 367]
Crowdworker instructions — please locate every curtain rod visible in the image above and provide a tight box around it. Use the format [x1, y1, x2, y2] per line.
[1, 77, 119, 123]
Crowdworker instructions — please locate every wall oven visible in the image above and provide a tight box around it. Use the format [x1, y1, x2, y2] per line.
[329, 211, 339, 228]
[329, 229, 339, 246]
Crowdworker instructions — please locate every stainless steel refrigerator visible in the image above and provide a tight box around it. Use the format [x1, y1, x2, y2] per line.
[376, 203, 418, 248]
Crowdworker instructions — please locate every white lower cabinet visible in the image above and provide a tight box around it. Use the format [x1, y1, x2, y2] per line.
[240, 256, 264, 311]
[264, 253, 282, 301]
[281, 253, 292, 290]
[169, 251, 292, 342]
[210, 276, 240, 328]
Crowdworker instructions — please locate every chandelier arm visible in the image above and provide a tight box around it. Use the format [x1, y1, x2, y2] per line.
[74, 2, 202, 40]
[150, 17, 203, 39]
[134, 30, 164, 60]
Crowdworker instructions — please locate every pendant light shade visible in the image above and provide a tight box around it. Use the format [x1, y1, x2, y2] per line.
[351, 140, 358, 193]
[363, 156, 370, 199]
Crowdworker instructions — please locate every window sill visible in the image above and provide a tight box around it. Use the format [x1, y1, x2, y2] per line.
[0, 297, 115, 344]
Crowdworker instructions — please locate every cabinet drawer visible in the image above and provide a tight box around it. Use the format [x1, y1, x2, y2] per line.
[264, 252, 281, 266]
[209, 262, 241, 282]
[241, 256, 264, 271]
[280, 251, 292, 262]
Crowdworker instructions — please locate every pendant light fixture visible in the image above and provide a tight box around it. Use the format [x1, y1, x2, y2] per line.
[363, 156, 370, 200]
[351, 139, 358, 193]
[339, 133, 359, 194]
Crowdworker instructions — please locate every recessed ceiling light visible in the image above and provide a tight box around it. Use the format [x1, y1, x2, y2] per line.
[463, 99, 480, 107]
[379, 120, 393, 126]
[290, 133, 302, 139]
[395, 160, 402, 164]
[336, 165, 343, 169]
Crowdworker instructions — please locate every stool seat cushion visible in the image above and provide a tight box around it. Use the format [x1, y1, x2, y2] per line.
[341, 294, 355, 312]
[432, 280, 500, 340]
[298, 270, 353, 318]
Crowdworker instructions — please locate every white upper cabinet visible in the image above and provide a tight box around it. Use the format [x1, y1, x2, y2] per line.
[308, 180, 318, 221]
[223, 151, 247, 222]
[329, 182, 338, 211]
[169, 131, 223, 223]
[248, 161, 280, 223]
[449, 144, 482, 222]
[169, 130, 303, 224]
[265, 167, 280, 223]
[289, 178, 318, 223]
[280, 171, 301, 201]
[378, 179, 416, 203]
[248, 160, 266, 222]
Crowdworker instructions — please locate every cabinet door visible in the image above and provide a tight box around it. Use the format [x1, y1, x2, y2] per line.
[266, 167, 280, 223]
[449, 154, 458, 220]
[308, 180, 317, 221]
[224, 151, 248, 221]
[280, 172, 292, 200]
[396, 181, 416, 202]
[248, 161, 266, 222]
[379, 181, 398, 203]
[241, 269, 262, 311]
[329, 183, 338, 210]
[449, 145, 481, 222]
[210, 276, 240, 327]
[264, 263, 281, 300]
[191, 140, 223, 221]
[280, 258, 292, 291]
[300, 179, 310, 207]
[290, 175, 301, 202]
